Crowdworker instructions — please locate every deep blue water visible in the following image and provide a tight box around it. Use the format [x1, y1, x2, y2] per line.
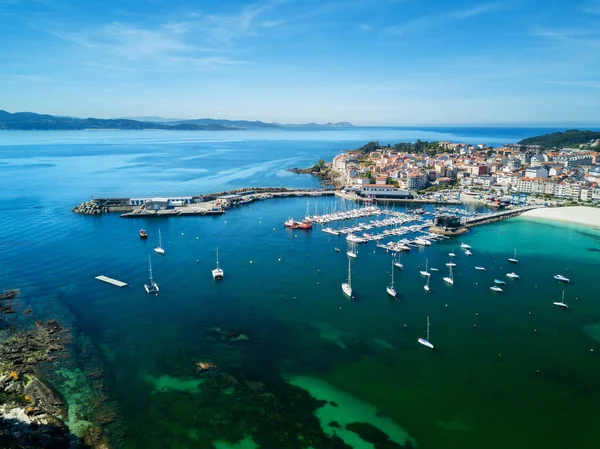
[1, 128, 599, 449]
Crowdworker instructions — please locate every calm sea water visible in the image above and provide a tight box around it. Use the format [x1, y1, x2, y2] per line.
[1, 128, 599, 449]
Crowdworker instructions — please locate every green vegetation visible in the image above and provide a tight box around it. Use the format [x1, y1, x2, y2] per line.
[355, 140, 451, 156]
[518, 129, 600, 149]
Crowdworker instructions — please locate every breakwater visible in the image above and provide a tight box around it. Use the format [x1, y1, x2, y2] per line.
[465, 206, 539, 227]
[73, 188, 335, 217]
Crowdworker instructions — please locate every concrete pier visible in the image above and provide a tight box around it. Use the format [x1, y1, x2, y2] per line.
[95, 275, 128, 287]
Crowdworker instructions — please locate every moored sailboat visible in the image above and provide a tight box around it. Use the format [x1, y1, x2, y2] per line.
[212, 247, 224, 280]
[418, 316, 434, 349]
[144, 255, 159, 294]
[154, 229, 165, 254]
[342, 258, 352, 297]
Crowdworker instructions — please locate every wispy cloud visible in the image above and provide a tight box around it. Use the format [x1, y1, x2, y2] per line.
[546, 80, 600, 89]
[42, 1, 291, 71]
[533, 28, 600, 49]
[386, 2, 505, 35]
[359, 24, 372, 31]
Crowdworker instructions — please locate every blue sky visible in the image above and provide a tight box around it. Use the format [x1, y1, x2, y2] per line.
[1, 0, 599, 125]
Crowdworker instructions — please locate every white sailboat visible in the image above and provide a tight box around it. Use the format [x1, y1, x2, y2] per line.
[342, 258, 352, 297]
[490, 285, 503, 292]
[419, 259, 431, 277]
[554, 274, 570, 283]
[553, 290, 568, 308]
[508, 248, 518, 264]
[424, 275, 430, 292]
[460, 242, 471, 249]
[347, 241, 357, 259]
[443, 263, 454, 285]
[154, 229, 165, 255]
[393, 253, 403, 269]
[506, 272, 520, 279]
[212, 247, 224, 280]
[386, 260, 396, 298]
[144, 255, 159, 294]
[418, 316, 434, 349]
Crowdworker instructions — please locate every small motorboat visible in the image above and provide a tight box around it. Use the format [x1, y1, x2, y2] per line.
[430, 267, 439, 272]
[334, 247, 341, 252]
[506, 272, 520, 279]
[490, 286, 503, 292]
[139, 229, 148, 239]
[475, 266, 486, 271]
[464, 250, 472, 256]
[554, 274, 570, 283]
[494, 279, 506, 285]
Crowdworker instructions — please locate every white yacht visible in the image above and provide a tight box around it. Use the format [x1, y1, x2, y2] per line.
[386, 260, 396, 298]
[464, 249, 472, 256]
[342, 258, 352, 297]
[211, 247, 224, 280]
[414, 237, 431, 246]
[417, 316, 434, 349]
[154, 229, 165, 255]
[443, 264, 454, 285]
[553, 291, 568, 308]
[506, 272, 520, 279]
[475, 266, 486, 271]
[419, 259, 431, 277]
[490, 286, 503, 293]
[144, 255, 159, 294]
[460, 242, 471, 249]
[449, 252, 456, 258]
[430, 267, 438, 272]
[508, 248, 518, 264]
[554, 274, 570, 283]
[494, 279, 506, 285]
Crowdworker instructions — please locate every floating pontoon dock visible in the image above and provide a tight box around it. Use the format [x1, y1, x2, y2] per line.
[95, 275, 128, 288]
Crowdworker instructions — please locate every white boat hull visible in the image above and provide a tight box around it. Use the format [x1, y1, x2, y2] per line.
[212, 268, 224, 280]
[418, 338, 434, 349]
[508, 258, 518, 264]
[443, 277, 454, 285]
[386, 286, 396, 297]
[553, 302, 568, 308]
[393, 262, 403, 269]
[490, 286, 503, 292]
[144, 282, 159, 294]
[554, 275, 570, 283]
[424, 285, 430, 292]
[154, 247, 165, 255]
[420, 271, 431, 277]
[342, 283, 352, 297]
[347, 251, 357, 259]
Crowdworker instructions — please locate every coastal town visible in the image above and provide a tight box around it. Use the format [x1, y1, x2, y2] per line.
[330, 136, 600, 205]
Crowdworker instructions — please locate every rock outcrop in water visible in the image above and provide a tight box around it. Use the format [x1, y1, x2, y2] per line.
[72, 200, 103, 215]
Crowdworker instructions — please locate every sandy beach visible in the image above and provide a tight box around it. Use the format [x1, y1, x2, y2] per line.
[521, 206, 600, 227]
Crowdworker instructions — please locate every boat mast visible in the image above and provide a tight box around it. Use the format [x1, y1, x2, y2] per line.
[391, 260, 394, 286]
[348, 258, 352, 287]
[426, 316, 430, 341]
[159, 229, 162, 248]
[148, 255, 154, 284]
[216, 247, 219, 269]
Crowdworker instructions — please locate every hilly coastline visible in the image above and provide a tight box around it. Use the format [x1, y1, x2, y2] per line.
[0, 110, 354, 131]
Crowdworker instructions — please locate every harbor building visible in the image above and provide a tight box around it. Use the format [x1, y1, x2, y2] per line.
[357, 185, 413, 199]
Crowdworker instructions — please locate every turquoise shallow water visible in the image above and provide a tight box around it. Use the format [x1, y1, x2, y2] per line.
[1, 129, 599, 448]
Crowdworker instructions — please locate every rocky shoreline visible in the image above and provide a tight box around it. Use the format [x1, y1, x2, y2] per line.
[0, 290, 115, 448]
[288, 165, 342, 187]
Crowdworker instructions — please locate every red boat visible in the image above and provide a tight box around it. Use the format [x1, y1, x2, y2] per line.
[139, 229, 148, 239]
[284, 219, 312, 230]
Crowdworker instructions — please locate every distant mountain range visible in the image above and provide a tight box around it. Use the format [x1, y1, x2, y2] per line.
[124, 116, 355, 129]
[0, 110, 354, 130]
